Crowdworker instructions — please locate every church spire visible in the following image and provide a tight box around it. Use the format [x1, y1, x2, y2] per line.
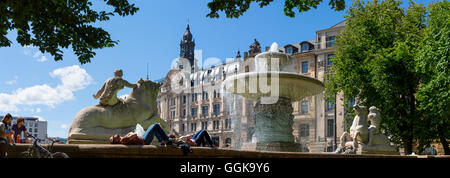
[180, 22, 195, 72]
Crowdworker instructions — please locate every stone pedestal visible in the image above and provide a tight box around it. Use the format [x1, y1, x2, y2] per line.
[253, 97, 299, 152]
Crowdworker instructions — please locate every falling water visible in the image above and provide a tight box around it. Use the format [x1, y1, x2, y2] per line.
[269, 42, 279, 52]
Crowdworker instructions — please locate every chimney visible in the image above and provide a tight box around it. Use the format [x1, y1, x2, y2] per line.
[265, 46, 270, 52]
[244, 52, 248, 59]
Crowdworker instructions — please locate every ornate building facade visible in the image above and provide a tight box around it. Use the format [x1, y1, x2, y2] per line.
[158, 21, 349, 151]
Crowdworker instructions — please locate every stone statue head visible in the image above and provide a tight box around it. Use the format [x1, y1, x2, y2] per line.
[369, 106, 379, 113]
[353, 104, 366, 115]
[114, 69, 123, 78]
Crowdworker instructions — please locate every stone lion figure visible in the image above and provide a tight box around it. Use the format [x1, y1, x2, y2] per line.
[68, 78, 162, 144]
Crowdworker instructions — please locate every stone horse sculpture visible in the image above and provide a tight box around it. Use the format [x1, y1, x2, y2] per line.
[336, 105, 368, 153]
[68, 78, 162, 143]
[335, 105, 398, 154]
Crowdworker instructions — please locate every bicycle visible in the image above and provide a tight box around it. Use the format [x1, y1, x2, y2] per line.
[21, 134, 69, 158]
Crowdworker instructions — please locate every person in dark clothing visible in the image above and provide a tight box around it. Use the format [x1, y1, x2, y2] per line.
[11, 117, 30, 143]
[142, 123, 216, 148]
[143, 123, 170, 145]
[180, 130, 215, 148]
[0, 113, 13, 158]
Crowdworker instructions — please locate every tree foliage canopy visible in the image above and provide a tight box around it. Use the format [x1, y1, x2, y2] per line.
[0, 0, 138, 64]
[206, 0, 346, 18]
[324, 0, 427, 154]
[415, 0, 450, 153]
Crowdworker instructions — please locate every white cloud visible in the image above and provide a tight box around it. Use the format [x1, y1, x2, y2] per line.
[24, 46, 49, 62]
[35, 108, 41, 113]
[5, 80, 16, 85]
[60, 124, 68, 129]
[33, 51, 42, 58]
[37, 55, 48, 62]
[0, 65, 94, 113]
[5, 75, 18, 85]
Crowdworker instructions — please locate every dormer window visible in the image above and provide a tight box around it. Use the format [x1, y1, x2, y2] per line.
[286, 46, 293, 54]
[301, 43, 309, 52]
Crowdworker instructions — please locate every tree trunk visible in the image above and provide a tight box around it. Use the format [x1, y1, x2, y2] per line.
[438, 127, 450, 155]
[403, 138, 413, 155]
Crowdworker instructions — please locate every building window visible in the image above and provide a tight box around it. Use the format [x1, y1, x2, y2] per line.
[213, 120, 220, 130]
[202, 106, 209, 117]
[286, 46, 293, 54]
[170, 110, 175, 119]
[201, 121, 208, 130]
[192, 108, 197, 118]
[213, 104, 220, 116]
[192, 93, 198, 102]
[327, 119, 334, 137]
[327, 99, 335, 111]
[302, 61, 309, 73]
[29, 128, 32, 133]
[301, 43, 309, 52]
[225, 138, 232, 146]
[300, 124, 309, 137]
[183, 95, 186, 104]
[225, 119, 232, 129]
[190, 122, 197, 132]
[202, 91, 209, 100]
[181, 124, 185, 132]
[182, 109, 186, 118]
[328, 54, 334, 66]
[245, 66, 249, 72]
[327, 36, 335, 48]
[301, 101, 309, 114]
[213, 90, 217, 98]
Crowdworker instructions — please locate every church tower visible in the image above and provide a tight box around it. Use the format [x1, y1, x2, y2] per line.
[180, 22, 195, 72]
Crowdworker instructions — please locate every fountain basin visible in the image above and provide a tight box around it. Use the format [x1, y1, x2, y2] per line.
[222, 71, 325, 102]
[223, 71, 324, 152]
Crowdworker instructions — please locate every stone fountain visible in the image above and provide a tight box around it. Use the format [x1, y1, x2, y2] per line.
[223, 43, 325, 152]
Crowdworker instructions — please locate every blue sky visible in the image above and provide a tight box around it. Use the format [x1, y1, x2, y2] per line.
[0, 0, 432, 137]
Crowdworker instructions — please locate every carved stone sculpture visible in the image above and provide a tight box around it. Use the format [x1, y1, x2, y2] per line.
[336, 105, 368, 153]
[335, 105, 398, 155]
[68, 78, 163, 144]
[93, 69, 137, 106]
[249, 38, 261, 55]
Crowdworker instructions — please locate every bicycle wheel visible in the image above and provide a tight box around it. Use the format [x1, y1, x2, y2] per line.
[51, 152, 69, 158]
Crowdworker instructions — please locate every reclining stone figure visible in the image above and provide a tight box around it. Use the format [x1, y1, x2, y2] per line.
[68, 69, 162, 144]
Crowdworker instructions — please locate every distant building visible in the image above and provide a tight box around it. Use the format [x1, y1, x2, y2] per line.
[158, 21, 348, 151]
